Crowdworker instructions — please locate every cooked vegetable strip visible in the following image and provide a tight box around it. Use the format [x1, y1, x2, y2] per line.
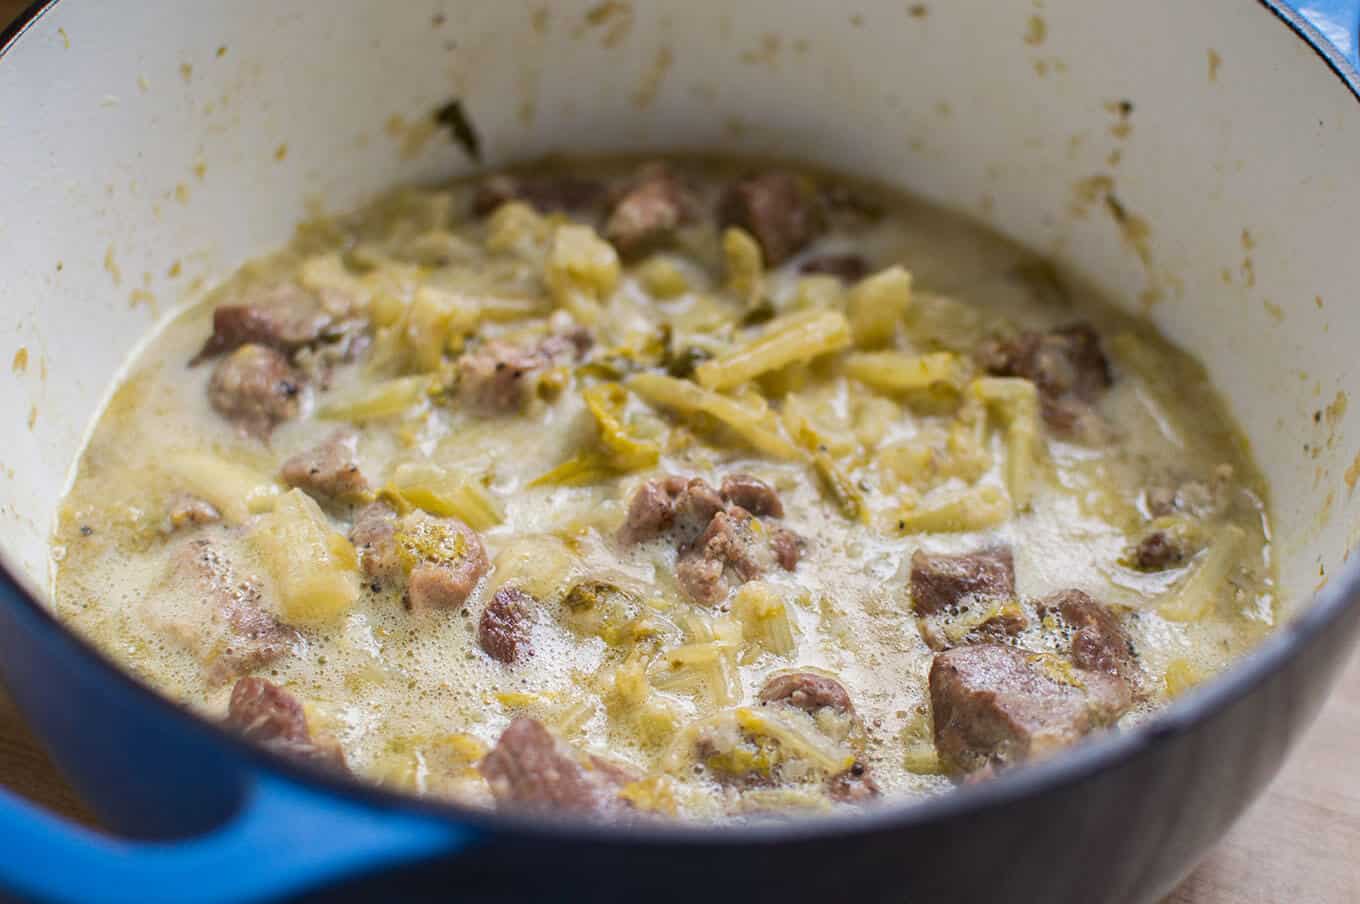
[628, 373, 803, 459]
[893, 484, 1010, 534]
[298, 252, 371, 307]
[319, 376, 430, 421]
[583, 382, 661, 470]
[722, 226, 764, 307]
[251, 489, 359, 625]
[403, 288, 476, 371]
[971, 377, 1041, 510]
[695, 309, 851, 391]
[900, 711, 942, 775]
[527, 452, 618, 488]
[164, 452, 279, 524]
[732, 582, 796, 657]
[1159, 525, 1247, 622]
[475, 295, 553, 323]
[530, 382, 659, 486]
[387, 462, 504, 531]
[812, 452, 868, 523]
[844, 351, 965, 394]
[733, 708, 856, 773]
[846, 266, 912, 348]
[546, 223, 620, 307]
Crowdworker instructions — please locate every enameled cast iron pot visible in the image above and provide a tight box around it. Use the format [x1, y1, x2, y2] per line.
[2, 1, 1359, 901]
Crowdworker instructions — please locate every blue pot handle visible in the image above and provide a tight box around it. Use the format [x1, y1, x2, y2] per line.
[0, 771, 475, 904]
[1275, 0, 1360, 69]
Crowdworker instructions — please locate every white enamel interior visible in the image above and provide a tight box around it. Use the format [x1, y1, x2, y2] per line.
[0, 0, 1355, 621]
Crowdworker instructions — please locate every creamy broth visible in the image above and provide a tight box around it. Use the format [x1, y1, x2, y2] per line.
[53, 157, 1276, 820]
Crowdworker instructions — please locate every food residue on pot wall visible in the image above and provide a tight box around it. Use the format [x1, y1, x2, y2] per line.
[1240, 229, 1257, 288]
[740, 34, 782, 68]
[11, 348, 27, 375]
[1024, 15, 1046, 46]
[577, 1, 633, 47]
[1208, 49, 1222, 82]
[634, 45, 674, 110]
[103, 246, 121, 288]
[1325, 391, 1348, 430]
[1106, 100, 1134, 140]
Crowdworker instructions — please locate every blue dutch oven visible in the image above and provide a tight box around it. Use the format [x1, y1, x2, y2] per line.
[1, 1, 1359, 900]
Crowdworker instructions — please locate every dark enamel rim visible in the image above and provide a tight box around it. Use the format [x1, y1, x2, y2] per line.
[1, 0, 1358, 849]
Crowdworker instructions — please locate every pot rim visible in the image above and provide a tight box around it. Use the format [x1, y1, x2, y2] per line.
[1, 0, 1356, 847]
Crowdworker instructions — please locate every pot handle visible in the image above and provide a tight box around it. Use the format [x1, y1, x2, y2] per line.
[0, 771, 475, 904]
[1276, 0, 1360, 69]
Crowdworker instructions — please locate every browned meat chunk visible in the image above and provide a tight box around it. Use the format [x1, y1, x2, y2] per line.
[472, 174, 605, 217]
[208, 344, 302, 439]
[621, 474, 786, 545]
[671, 479, 727, 546]
[193, 284, 347, 363]
[456, 333, 589, 415]
[827, 762, 881, 803]
[225, 677, 348, 771]
[674, 549, 727, 606]
[1037, 589, 1137, 683]
[769, 527, 802, 571]
[1129, 530, 1187, 570]
[758, 672, 854, 715]
[160, 538, 300, 686]
[621, 475, 801, 599]
[910, 547, 1015, 616]
[166, 494, 221, 531]
[399, 512, 491, 614]
[676, 508, 773, 605]
[281, 428, 368, 502]
[618, 476, 683, 545]
[351, 505, 489, 612]
[408, 562, 485, 614]
[720, 473, 784, 518]
[978, 323, 1112, 437]
[478, 717, 637, 816]
[718, 171, 826, 265]
[799, 253, 869, 282]
[479, 587, 536, 663]
[456, 340, 547, 414]
[909, 546, 1025, 650]
[539, 325, 594, 361]
[929, 643, 1132, 776]
[603, 163, 696, 257]
[350, 502, 400, 582]
[617, 475, 717, 545]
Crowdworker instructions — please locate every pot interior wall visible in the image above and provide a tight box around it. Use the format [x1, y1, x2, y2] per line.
[0, 0, 1354, 621]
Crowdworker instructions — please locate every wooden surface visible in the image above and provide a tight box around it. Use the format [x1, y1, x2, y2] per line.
[1, 0, 1357, 900]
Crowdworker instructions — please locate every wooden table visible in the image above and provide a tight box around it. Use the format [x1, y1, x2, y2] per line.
[2, 1, 1358, 900]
